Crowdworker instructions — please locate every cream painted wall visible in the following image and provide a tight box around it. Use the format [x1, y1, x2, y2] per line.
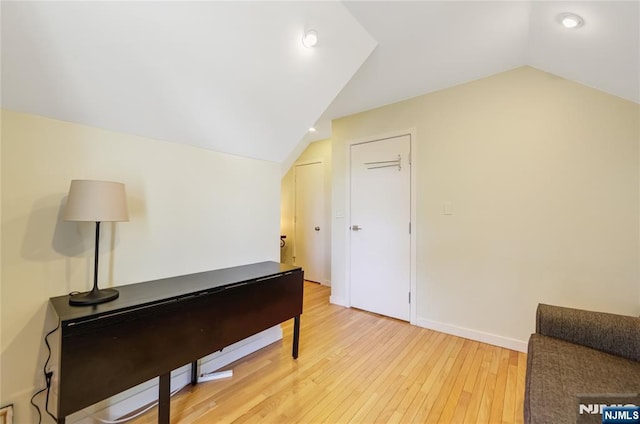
[0, 109, 281, 422]
[281, 139, 332, 284]
[331, 67, 640, 346]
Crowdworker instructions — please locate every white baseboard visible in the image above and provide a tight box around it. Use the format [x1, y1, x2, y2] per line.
[329, 295, 348, 307]
[322, 279, 331, 287]
[66, 326, 283, 424]
[416, 317, 528, 353]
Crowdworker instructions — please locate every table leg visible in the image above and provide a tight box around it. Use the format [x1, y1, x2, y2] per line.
[158, 373, 170, 424]
[191, 360, 198, 385]
[292, 315, 300, 359]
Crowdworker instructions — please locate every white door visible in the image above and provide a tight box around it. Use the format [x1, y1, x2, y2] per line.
[294, 162, 325, 283]
[350, 135, 411, 321]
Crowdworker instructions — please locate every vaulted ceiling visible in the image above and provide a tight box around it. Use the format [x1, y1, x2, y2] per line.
[1, 1, 376, 162]
[2, 1, 638, 165]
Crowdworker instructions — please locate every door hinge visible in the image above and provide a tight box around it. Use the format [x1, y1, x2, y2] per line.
[409, 292, 411, 304]
[409, 222, 411, 234]
[409, 152, 412, 165]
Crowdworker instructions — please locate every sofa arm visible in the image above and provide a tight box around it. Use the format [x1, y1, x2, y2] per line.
[536, 304, 640, 362]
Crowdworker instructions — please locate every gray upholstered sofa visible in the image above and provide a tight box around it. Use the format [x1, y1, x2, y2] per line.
[524, 304, 640, 424]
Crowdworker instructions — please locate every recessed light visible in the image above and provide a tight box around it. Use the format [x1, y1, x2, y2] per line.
[302, 29, 318, 48]
[560, 13, 584, 29]
[309, 127, 317, 132]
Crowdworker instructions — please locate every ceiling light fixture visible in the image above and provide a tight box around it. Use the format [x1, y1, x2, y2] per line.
[302, 29, 319, 48]
[560, 13, 584, 29]
[309, 127, 317, 132]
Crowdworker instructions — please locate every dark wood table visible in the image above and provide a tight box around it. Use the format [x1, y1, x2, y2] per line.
[49, 261, 303, 424]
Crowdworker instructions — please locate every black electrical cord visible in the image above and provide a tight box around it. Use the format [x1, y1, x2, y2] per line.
[30, 387, 47, 424]
[30, 321, 60, 423]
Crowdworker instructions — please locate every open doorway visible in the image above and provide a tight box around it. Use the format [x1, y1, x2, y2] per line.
[280, 139, 332, 286]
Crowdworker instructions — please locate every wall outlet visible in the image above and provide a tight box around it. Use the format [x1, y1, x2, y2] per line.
[46, 365, 59, 397]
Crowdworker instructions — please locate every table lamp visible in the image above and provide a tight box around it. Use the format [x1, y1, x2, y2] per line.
[64, 180, 129, 306]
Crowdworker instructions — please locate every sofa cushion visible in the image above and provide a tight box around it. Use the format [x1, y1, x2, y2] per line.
[525, 333, 640, 424]
[536, 304, 640, 361]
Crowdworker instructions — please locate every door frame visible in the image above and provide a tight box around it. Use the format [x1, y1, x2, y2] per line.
[293, 159, 327, 284]
[344, 129, 417, 324]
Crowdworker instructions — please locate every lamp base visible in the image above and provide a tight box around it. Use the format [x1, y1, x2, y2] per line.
[69, 288, 119, 306]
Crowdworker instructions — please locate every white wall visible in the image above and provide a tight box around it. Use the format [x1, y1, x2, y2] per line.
[0, 109, 281, 423]
[280, 139, 332, 284]
[331, 67, 640, 349]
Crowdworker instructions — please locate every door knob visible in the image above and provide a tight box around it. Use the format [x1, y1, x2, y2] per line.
[351, 225, 362, 231]
[315, 227, 320, 231]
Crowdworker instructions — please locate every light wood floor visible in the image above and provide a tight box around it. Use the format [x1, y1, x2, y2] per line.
[129, 282, 527, 423]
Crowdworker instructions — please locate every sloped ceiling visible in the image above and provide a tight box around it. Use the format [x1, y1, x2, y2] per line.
[526, 1, 639, 101]
[0, 1, 376, 162]
[323, 1, 533, 121]
[320, 0, 639, 124]
[2, 1, 638, 164]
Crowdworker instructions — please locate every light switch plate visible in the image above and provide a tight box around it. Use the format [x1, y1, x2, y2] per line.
[443, 201, 453, 215]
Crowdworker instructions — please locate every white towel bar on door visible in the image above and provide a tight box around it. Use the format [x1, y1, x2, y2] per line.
[364, 155, 401, 171]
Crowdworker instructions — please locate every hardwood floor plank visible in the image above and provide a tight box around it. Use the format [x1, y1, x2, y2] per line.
[386, 332, 452, 423]
[318, 322, 417, 423]
[488, 347, 511, 423]
[502, 350, 520, 423]
[412, 338, 471, 423]
[127, 282, 527, 424]
[514, 351, 528, 424]
[436, 341, 480, 423]
[360, 329, 433, 423]
[463, 343, 493, 424]
[332, 325, 424, 423]
[398, 336, 465, 422]
[475, 345, 501, 424]
[450, 343, 485, 423]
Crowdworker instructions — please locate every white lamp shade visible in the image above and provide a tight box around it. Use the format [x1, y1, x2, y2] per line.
[64, 180, 129, 222]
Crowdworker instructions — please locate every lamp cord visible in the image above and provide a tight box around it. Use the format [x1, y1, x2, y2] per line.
[30, 321, 61, 423]
[31, 321, 196, 423]
[30, 320, 186, 424]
